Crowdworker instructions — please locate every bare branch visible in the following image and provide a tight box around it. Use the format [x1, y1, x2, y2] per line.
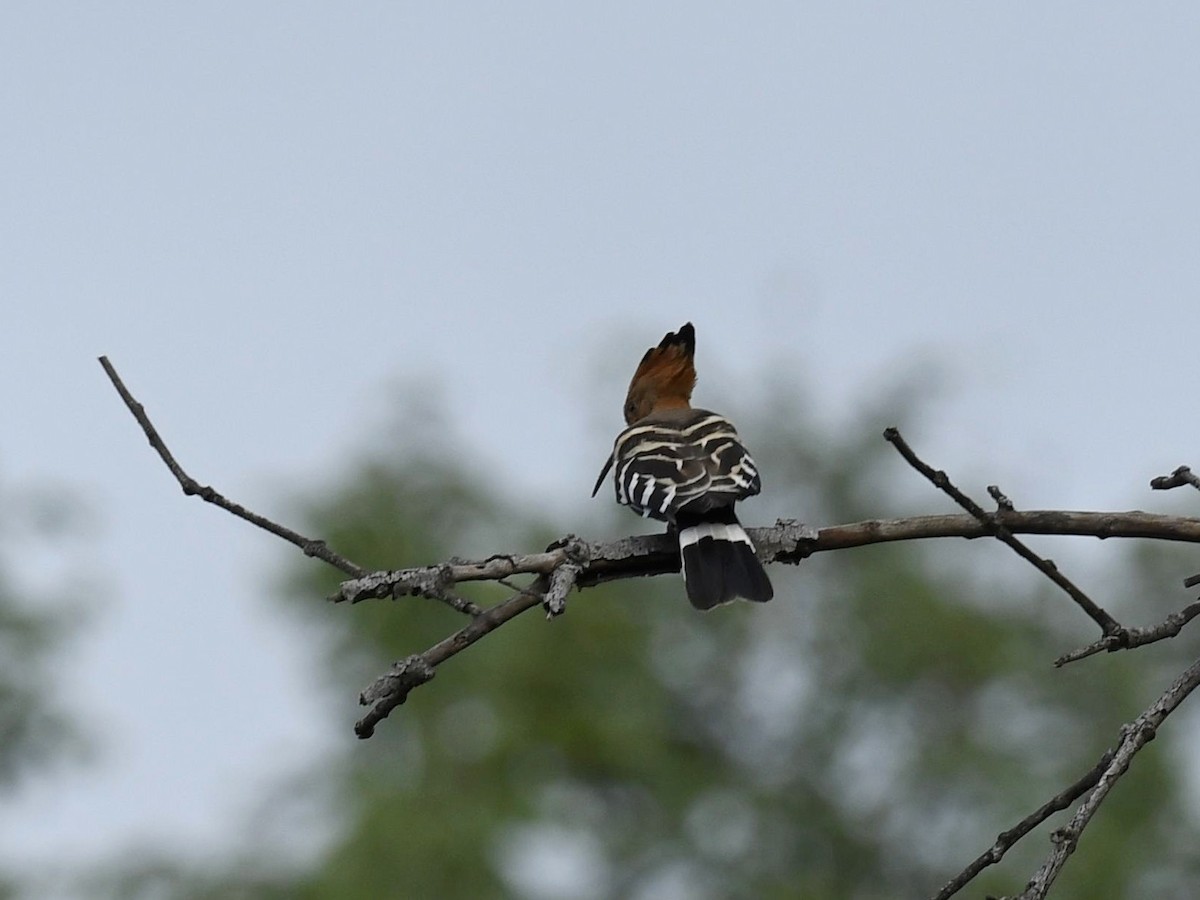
[331, 552, 566, 602]
[931, 749, 1116, 900]
[331, 562, 481, 615]
[339, 512, 1200, 735]
[990, 654, 1200, 900]
[356, 576, 549, 738]
[884, 427, 1122, 636]
[356, 537, 594, 735]
[1054, 600, 1200, 666]
[355, 655, 437, 738]
[99, 356, 368, 578]
[333, 512, 1200, 607]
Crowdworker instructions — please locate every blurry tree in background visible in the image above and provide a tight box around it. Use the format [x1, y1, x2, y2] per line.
[0, 477, 85, 900]
[96, 379, 1200, 900]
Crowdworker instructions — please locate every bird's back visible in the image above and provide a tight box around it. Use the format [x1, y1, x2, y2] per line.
[610, 407, 762, 523]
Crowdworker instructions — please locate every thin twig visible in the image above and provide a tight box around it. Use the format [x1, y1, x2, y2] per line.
[1054, 600, 1200, 666]
[884, 427, 1122, 637]
[99, 356, 368, 578]
[334, 553, 567, 602]
[991, 654, 1200, 900]
[931, 749, 1116, 900]
[336, 562, 481, 616]
[496, 577, 544, 600]
[988, 485, 1015, 511]
[439, 591, 484, 617]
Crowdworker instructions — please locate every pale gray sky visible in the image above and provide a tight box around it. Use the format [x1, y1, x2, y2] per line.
[3, 3, 1199, 890]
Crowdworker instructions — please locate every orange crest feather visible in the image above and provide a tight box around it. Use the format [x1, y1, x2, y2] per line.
[623, 323, 697, 423]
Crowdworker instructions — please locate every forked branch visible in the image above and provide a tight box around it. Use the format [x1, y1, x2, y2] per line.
[980, 654, 1200, 900]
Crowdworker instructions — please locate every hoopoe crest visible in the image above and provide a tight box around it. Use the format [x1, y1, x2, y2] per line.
[593, 323, 773, 610]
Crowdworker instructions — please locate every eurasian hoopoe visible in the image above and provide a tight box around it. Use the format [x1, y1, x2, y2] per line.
[592, 322, 773, 610]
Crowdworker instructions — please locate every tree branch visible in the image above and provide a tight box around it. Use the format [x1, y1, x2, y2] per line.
[988, 654, 1200, 900]
[931, 748, 1117, 900]
[342, 511, 1200, 735]
[885, 427, 1121, 637]
[332, 511, 1200, 607]
[99, 356, 368, 578]
[355, 575, 550, 737]
[1053, 600, 1200, 666]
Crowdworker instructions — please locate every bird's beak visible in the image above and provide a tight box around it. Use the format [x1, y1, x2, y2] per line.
[591, 454, 614, 497]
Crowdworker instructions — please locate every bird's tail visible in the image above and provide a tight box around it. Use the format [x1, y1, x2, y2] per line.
[676, 507, 773, 610]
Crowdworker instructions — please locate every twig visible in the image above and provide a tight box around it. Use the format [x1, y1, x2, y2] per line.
[496, 577, 545, 600]
[988, 485, 1015, 511]
[99, 356, 368, 578]
[884, 427, 1122, 637]
[332, 552, 570, 602]
[439, 591, 484, 617]
[541, 535, 590, 617]
[544, 564, 581, 617]
[332, 562, 481, 615]
[356, 576, 550, 737]
[1054, 600, 1200, 666]
[355, 655, 436, 738]
[355, 537, 595, 734]
[1150, 465, 1200, 492]
[931, 749, 1116, 900]
[991, 654, 1200, 900]
[1151, 466, 1200, 588]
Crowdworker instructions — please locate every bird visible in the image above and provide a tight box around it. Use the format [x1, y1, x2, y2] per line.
[592, 322, 773, 610]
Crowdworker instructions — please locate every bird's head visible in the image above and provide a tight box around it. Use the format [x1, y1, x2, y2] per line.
[623, 322, 697, 424]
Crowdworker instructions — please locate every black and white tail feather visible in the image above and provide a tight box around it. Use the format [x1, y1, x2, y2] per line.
[593, 408, 774, 610]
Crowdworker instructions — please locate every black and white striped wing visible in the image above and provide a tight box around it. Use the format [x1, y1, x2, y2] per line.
[609, 411, 761, 523]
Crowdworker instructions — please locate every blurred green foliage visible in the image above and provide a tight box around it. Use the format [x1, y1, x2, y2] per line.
[0, 478, 86, 898]
[98, 382, 1200, 900]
